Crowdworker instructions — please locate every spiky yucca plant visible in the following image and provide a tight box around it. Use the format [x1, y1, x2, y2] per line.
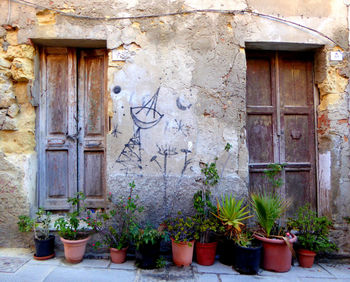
[215, 195, 252, 240]
[251, 193, 290, 237]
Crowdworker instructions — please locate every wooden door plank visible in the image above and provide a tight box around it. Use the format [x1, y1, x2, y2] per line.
[38, 47, 77, 210]
[78, 49, 107, 208]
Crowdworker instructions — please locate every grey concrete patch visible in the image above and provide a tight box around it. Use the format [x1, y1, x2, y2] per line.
[168, 265, 195, 281]
[44, 267, 135, 282]
[0, 256, 29, 273]
[109, 260, 137, 270]
[319, 263, 350, 279]
[193, 261, 238, 274]
[221, 275, 291, 281]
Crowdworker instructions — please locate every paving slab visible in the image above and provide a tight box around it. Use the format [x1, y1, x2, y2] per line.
[193, 261, 239, 274]
[44, 266, 135, 282]
[259, 264, 334, 279]
[0, 263, 56, 282]
[109, 260, 137, 270]
[196, 273, 220, 282]
[319, 263, 350, 279]
[0, 256, 30, 273]
[59, 258, 110, 268]
[27, 257, 62, 266]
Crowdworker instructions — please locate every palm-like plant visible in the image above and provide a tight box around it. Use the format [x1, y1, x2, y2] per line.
[251, 193, 290, 237]
[215, 195, 252, 240]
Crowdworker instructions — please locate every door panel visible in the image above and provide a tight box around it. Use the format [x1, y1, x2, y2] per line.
[246, 51, 316, 211]
[78, 49, 107, 208]
[247, 115, 274, 163]
[39, 47, 77, 210]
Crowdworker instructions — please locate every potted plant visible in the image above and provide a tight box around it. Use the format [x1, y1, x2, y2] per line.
[193, 190, 223, 266]
[193, 157, 224, 266]
[232, 230, 262, 274]
[251, 192, 296, 272]
[92, 181, 144, 264]
[18, 208, 55, 260]
[214, 194, 259, 273]
[287, 204, 337, 268]
[131, 224, 168, 269]
[54, 192, 91, 263]
[166, 212, 196, 266]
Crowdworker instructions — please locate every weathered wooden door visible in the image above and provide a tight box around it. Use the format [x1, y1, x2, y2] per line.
[38, 47, 107, 210]
[246, 51, 316, 214]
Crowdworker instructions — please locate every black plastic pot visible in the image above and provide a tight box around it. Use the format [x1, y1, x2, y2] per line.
[135, 241, 160, 269]
[218, 238, 235, 265]
[34, 235, 55, 258]
[233, 241, 262, 275]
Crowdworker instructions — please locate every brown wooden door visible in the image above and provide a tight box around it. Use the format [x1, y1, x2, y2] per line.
[38, 47, 107, 210]
[77, 49, 107, 208]
[246, 51, 316, 214]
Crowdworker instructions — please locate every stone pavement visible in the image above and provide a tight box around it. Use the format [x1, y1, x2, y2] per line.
[0, 249, 350, 282]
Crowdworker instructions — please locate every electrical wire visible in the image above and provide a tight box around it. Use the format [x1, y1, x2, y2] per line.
[9, 0, 338, 45]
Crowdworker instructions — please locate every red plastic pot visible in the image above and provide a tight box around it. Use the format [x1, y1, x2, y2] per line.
[298, 249, 316, 268]
[171, 238, 195, 267]
[254, 234, 297, 272]
[110, 246, 128, 264]
[195, 241, 218, 266]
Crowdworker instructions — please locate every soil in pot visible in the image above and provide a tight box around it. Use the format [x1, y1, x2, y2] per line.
[195, 241, 218, 266]
[60, 236, 90, 264]
[233, 241, 262, 275]
[218, 238, 235, 265]
[298, 249, 316, 268]
[135, 241, 160, 269]
[171, 238, 195, 267]
[34, 235, 55, 259]
[254, 234, 297, 273]
[110, 246, 128, 264]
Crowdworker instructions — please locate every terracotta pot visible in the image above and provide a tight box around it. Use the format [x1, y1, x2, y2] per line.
[254, 234, 297, 272]
[171, 238, 195, 267]
[298, 249, 316, 268]
[110, 246, 128, 264]
[60, 236, 90, 263]
[195, 241, 218, 266]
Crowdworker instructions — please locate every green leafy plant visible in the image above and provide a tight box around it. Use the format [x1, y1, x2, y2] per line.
[165, 212, 196, 245]
[264, 163, 285, 191]
[92, 181, 144, 250]
[54, 192, 91, 240]
[131, 224, 168, 250]
[18, 208, 52, 240]
[287, 204, 337, 253]
[155, 256, 167, 268]
[215, 194, 252, 242]
[192, 190, 223, 243]
[251, 192, 290, 237]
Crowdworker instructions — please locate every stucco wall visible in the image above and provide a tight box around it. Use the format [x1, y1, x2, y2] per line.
[0, 0, 350, 255]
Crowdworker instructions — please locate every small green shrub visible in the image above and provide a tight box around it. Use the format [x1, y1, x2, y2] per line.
[287, 204, 337, 253]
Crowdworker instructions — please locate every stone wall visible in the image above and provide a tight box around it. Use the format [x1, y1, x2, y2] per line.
[0, 0, 349, 255]
[0, 26, 36, 247]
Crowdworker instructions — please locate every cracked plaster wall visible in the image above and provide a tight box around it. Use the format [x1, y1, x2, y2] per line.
[0, 0, 350, 254]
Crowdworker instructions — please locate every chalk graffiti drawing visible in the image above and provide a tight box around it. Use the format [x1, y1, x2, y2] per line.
[116, 88, 164, 172]
[111, 124, 122, 138]
[176, 97, 192, 111]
